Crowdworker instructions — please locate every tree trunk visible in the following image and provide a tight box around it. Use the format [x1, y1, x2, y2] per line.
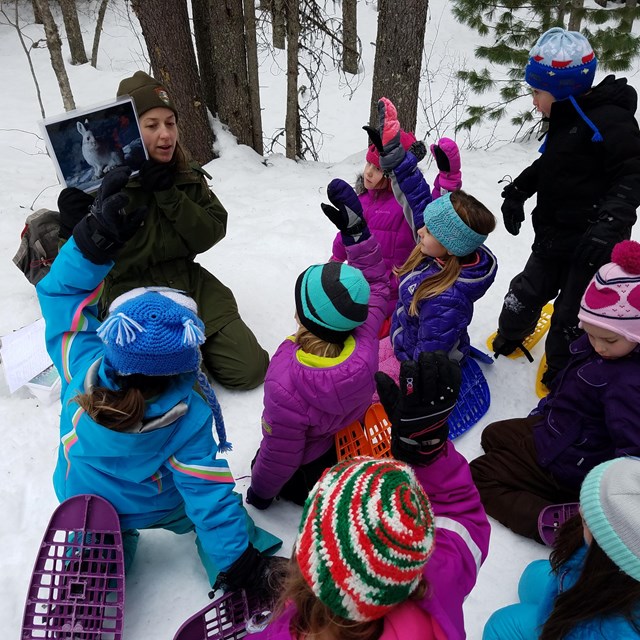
[342, 0, 358, 74]
[620, 0, 637, 33]
[273, 0, 286, 49]
[191, 0, 217, 115]
[244, 0, 264, 154]
[258, 0, 271, 9]
[130, 0, 214, 164]
[32, 0, 43, 24]
[369, 0, 427, 132]
[285, 0, 299, 159]
[210, 0, 254, 148]
[59, 0, 88, 64]
[557, 0, 568, 24]
[33, 0, 76, 111]
[568, 0, 584, 31]
[91, 0, 110, 68]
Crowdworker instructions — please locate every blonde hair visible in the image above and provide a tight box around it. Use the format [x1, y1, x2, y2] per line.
[395, 190, 495, 316]
[74, 375, 168, 431]
[294, 325, 343, 358]
[276, 557, 427, 640]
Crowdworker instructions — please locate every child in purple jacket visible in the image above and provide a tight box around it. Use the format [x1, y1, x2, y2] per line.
[250, 353, 490, 640]
[246, 178, 389, 509]
[330, 132, 462, 328]
[471, 240, 640, 542]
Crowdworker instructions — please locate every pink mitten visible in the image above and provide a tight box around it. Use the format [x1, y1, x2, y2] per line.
[430, 137, 462, 200]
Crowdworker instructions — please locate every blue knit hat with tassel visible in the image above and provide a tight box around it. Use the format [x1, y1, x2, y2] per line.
[97, 286, 231, 451]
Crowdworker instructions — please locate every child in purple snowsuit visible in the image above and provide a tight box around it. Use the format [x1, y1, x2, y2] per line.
[246, 178, 389, 509]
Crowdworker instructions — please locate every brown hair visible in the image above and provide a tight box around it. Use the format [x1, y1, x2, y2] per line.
[539, 514, 640, 639]
[395, 190, 495, 315]
[294, 325, 343, 359]
[274, 557, 428, 640]
[74, 374, 169, 431]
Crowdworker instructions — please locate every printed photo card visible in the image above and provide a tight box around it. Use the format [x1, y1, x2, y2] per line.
[40, 96, 147, 193]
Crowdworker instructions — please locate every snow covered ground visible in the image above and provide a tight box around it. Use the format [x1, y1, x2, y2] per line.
[1, 1, 639, 638]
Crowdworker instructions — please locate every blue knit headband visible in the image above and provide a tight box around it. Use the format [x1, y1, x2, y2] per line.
[422, 193, 487, 257]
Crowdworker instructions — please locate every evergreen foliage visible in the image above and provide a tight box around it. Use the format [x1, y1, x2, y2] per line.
[451, 0, 640, 136]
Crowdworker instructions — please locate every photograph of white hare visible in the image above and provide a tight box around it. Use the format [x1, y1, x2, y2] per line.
[40, 97, 146, 193]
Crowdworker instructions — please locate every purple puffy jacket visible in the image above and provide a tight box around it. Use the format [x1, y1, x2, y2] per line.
[331, 186, 416, 318]
[391, 246, 497, 362]
[250, 235, 388, 500]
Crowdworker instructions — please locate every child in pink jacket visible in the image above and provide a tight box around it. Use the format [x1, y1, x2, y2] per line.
[251, 352, 490, 640]
[331, 134, 462, 330]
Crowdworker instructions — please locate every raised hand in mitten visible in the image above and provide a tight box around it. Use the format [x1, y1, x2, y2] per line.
[138, 158, 176, 193]
[57, 187, 95, 240]
[73, 166, 147, 263]
[363, 97, 403, 173]
[500, 182, 529, 236]
[574, 211, 628, 268]
[375, 351, 462, 466]
[430, 138, 462, 199]
[321, 178, 370, 245]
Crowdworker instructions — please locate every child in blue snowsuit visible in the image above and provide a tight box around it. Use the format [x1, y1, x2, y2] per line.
[36, 167, 281, 593]
[483, 457, 640, 639]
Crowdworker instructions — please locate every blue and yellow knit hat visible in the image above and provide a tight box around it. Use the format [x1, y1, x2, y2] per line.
[295, 262, 370, 344]
[97, 286, 231, 450]
[525, 27, 597, 101]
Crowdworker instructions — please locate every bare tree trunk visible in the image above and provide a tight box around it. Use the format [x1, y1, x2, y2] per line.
[210, 0, 254, 148]
[620, 0, 637, 33]
[33, 0, 75, 110]
[192, 0, 217, 115]
[32, 0, 43, 23]
[244, 0, 264, 154]
[342, 0, 358, 74]
[557, 0, 568, 24]
[258, 0, 271, 9]
[285, 0, 299, 159]
[59, 0, 88, 64]
[568, 0, 584, 31]
[273, 0, 285, 49]
[370, 0, 427, 132]
[91, 0, 110, 68]
[130, 0, 214, 164]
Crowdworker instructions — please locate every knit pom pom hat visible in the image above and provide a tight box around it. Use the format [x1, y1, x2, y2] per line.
[117, 71, 178, 119]
[296, 457, 435, 622]
[578, 240, 640, 343]
[580, 457, 640, 582]
[366, 130, 419, 169]
[295, 261, 370, 344]
[525, 27, 597, 101]
[97, 286, 230, 451]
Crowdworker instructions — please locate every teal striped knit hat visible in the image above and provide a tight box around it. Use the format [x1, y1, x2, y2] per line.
[580, 457, 640, 582]
[295, 261, 370, 344]
[296, 457, 435, 622]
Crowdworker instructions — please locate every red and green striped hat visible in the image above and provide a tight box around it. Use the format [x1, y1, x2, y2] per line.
[295, 457, 435, 622]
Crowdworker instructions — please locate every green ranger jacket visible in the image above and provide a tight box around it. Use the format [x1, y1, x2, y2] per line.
[101, 164, 239, 337]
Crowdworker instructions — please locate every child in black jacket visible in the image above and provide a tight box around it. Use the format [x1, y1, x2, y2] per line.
[492, 27, 640, 388]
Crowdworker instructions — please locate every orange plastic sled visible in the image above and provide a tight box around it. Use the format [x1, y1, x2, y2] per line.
[335, 403, 392, 462]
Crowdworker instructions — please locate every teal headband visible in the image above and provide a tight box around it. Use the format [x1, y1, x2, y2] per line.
[422, 192, 487, 257]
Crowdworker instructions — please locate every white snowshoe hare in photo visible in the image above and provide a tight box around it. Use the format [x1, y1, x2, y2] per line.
[76, 119, 124, 179]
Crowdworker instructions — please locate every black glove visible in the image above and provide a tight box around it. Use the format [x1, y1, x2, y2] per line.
[363, 97, 404, 173]
[138, 158, 176, 193]
[501, 183, 529, 236]
[216, 544, 288, 607]
[73, 166, 147, 263]
[321, 178, 370, 246]
[574, 212, 628, 267]
[375, 351, 462, 466]
[246, 486, 273, 511]
[57, 187, 94, 240]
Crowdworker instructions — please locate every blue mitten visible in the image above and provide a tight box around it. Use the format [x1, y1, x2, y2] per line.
[321, 178, 370, 246]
